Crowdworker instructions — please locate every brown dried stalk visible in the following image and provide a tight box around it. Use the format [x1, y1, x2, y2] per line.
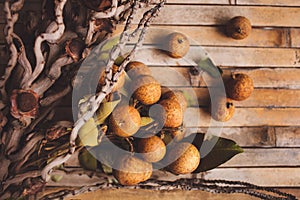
[41, 0, 166, 181]
[26, 0, 68, 88]
[0, 0, 25, 108]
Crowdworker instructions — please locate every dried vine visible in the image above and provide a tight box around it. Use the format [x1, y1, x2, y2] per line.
[0, 0, 166, 198]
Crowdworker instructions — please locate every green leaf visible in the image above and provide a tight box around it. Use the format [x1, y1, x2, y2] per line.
[140, 117, 154, 127]
[197, 58, 223, 78]
[95, 97, 121, 125]
[78, 118, 99, 147]
[51, 174, 63, 183]
[100, 36, 120, 52]
[78, 148, 98, 171]
[193, 135, 243, 173]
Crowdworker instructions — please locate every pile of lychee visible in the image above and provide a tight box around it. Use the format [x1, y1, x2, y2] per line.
[86, 60, 201, 186]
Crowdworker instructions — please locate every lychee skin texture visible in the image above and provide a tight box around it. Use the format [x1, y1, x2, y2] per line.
[226, 73, 254, 101]
[109, 105, 141, 138]
[226, 16, 252, 40]
[113, 155, 152, 186]
[137, 135, 166, 163]
[126, 61, 151, 79]
[158, 99, 183, 128]
[167, 142, 200, 175]
[133, 75, 161, 105]
[211, 97, 235, 122]
[166, 32, 190, 58]
[163, 90, 188, 112]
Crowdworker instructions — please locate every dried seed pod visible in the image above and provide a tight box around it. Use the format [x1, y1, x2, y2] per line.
[98, 65, 126, 93]
[158, 99, 183, 128]
[211, 96, 235, 122]
[133, 75, 161, 105]
[126, 61, 151, 79]
[167, 142, 200, 174]
[10, 89, 39, 120]
[226, 16, 252, 40]
[113, 155, 152, 186]
[226, 73, 254, 101]
[166, 32, 190, 58]
[137, 135, 166, 163]
[109, 105, 141, 138]
[162, 90, 188, 112]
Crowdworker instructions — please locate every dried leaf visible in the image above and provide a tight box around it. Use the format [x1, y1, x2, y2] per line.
[78, 148, 98, 171]
[78, 118, 99, 147]
[95, 97, 121, 125]
[140, 117, 154, 127]
[51, 174, 63, 183]
[193, 135, 243, 173]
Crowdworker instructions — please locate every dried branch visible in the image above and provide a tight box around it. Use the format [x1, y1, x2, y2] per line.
[31, 56, 74, 96]
[26, 0, 68, 88]
[93, 0, 118, 19]
[0, 0, 24, 107]
[41, 0, 166, 182]
[40, 85, 72, 107]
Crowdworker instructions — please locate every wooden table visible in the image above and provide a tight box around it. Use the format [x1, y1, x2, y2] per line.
[1, 0, 300, 199]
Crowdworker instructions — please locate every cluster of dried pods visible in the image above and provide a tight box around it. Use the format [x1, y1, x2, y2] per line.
[0, 0, 165, 198]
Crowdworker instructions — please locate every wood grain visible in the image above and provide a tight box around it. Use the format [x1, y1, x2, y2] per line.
[136, 5, 300, 27]
[184, 107, 300, 127]
[149, 67, 300, 88]
[237, 0, 300, 6]
[203, 168, 300, 187]
[222, 148, 300, 167]
[131, 47, 300, 67]
[54, 107, 300, 127]
[276, 127, 300, 147]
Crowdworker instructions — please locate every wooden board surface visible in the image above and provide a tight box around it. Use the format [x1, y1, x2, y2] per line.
[1, 0, 300, 196]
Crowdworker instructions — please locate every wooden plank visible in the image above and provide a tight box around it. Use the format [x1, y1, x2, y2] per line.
[114, 26, 289, 48]
[291, 28, 300, 48]
[184, 107, 300, 127]
[64, 188, 258, 200]
[55, 107, 300, 127]
[137, 5, 300, 27]
[276, 127, 300, 147]
[167, 0, 232, 4]
[203, 168, 300, 187]
[132, 47, 300, 67]
[181, 88, 300, 108]
[221, 148, 300, 167]
[237, 0, 300, 7]
[150, 67, 300, 88]
[2, 43, 300, 67]
[188, 127, 276, 147]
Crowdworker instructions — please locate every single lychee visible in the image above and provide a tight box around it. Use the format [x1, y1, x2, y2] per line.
[113, 155, 152, 186]
[137, 135, 166, 163]
[126, 61, 151, 79]
[162, 90, 188, 112]
[109, 105, 141, 137]
[167, 142, 200, 174]
[166, 32, 190, 58]
[133, 75, 161, 105]
[226, 16, 252, 40]
[211, 96, 235, 122]
[158, 99, 183, 128]
[226, 73, 254, 101]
